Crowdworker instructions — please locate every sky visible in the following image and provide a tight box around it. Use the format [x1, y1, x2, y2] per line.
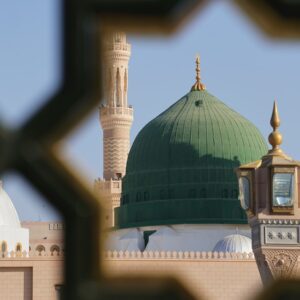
[0, 1, 300, 221]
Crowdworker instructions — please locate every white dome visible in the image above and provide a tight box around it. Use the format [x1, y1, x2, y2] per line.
[0, 184, 21, 228]
[213, 234, 252, 253]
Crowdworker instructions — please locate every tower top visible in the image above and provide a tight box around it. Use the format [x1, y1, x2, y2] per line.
[106, 32, 127, 44]
[268, 101, 283, 156]
[191, 55, 206, 91]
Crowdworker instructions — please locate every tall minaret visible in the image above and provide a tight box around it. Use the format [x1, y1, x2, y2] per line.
[100, 32, 133, 180]
[95, 32, 133, 228]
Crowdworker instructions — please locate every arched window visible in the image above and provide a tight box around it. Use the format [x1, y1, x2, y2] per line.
[222, 189, 229, 198]
[144, 191, 149, 201]
[136, 192, 141, 202]
[116, 68, 122, 107]
[159, 189, 166, 200]
[168, 189, 175, 199]
[231, 189, 238, 198]
[188, 189, 196, 199]
[16, 243, 22, 252]
[50, 245, 60, 256]
[122, 194, 130, 204]
[36, 245, 46, 256]
[200, 188, 206, 198]
[1, 241, 7, 253]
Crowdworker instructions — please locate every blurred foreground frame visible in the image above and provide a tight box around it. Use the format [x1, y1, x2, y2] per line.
[0, 0, 299, 299]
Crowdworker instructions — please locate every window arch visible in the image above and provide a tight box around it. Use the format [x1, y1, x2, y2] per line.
[188, 189, 196, 199]
[222, 189, 229, 198]
[36, 245, 46, 256]
[159, 189, 166, 200]
[144, 191, 149, 201]
[231, 189, 238, 198]
[200, 188, 206, 198]
[50, 245, 60, 256]
[168, 189, 174, 199]
[136, 192, 141, 202]
[1, 241, 7, 253]
[16, 243, 22, 252]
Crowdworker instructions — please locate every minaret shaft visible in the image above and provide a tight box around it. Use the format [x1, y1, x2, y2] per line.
[100, 32, 133, 181]
[95, 32, 133, 228]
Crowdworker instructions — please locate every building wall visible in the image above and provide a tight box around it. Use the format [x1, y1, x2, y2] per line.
[104, 251, 262, 300]
[0, 254, 63, 300]
[0, 227, 29, 252]
[0, 267, 32, 300]
[22, 221, 64, 254]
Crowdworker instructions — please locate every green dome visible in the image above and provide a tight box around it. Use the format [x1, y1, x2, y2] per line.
[115, 90, 268, 228]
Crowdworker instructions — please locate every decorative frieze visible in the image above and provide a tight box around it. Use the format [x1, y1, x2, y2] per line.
[265, 226, 298, 245]
[104, 250, 255, 261]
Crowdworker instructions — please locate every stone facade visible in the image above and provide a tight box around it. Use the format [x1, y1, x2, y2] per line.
[0, 249, 63, 300]
[0, 243, 263, 300]
[104, 251, 262, 300]
[22, 221, 64, 255]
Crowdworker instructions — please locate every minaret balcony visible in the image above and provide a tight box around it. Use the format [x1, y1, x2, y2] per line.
[100, 106, 133, 117]
[103, 43, 131, 53]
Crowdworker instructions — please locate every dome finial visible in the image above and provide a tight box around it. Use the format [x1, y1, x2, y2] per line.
[191, 54, 206, 91]
[268, 101, 283, 155]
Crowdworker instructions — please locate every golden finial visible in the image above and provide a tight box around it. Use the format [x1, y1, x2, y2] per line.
[191, 55, 206, 91]
[268, 101, 283, 155]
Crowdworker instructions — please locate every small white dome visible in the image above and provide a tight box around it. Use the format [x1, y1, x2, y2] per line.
[213, 234, 252, 253]
[0, 184, 21, 228]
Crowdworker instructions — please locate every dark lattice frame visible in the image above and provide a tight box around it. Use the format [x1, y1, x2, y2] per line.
[0, 0, 299, 299]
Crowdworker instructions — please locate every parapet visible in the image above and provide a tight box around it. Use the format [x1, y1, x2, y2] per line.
[104, 250, 254, 261]
[0, 250, 64, 259]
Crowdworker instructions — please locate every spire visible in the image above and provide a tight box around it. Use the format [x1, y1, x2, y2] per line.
[268, 101, 283, 155]
[191, 55, 206, 91]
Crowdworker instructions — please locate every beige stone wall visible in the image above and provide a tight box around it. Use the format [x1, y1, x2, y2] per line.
[0, 267, 32, 300]
[104, 252, 262, 300]
[0, 256, 63, 300]
[0, 248, 262, 300]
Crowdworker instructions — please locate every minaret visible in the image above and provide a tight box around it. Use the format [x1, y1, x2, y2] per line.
[95, 32, 133, 228]
[100, 32, 133, 180]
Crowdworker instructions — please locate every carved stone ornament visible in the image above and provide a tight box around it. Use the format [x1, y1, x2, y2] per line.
[257, 249, 300, 283]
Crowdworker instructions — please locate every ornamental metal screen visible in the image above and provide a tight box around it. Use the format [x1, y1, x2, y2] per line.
[0, 0, 300, 299]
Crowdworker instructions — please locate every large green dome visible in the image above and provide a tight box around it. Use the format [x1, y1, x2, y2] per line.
[115, 89, 268, 228]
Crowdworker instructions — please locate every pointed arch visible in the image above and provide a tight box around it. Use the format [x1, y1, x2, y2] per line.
[16, 243, 22, 252]
[116, 68, 122, 107]
[1, 241, 7, 253]
[36, 244, 46, 256]
[123, 68, 128, 106]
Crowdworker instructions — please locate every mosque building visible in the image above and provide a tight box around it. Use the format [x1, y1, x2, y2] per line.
[97, 32, 268, 254]
[96, 32, 267, 300]
[0, 31, 276, 300]
[0, 182, 64, 299]
[0, 182, 29, 253]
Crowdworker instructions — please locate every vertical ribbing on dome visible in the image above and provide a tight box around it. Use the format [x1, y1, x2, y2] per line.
[119, 89, 268, 228]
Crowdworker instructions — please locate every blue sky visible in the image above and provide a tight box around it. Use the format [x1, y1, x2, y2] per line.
[0, 1, 300, 221]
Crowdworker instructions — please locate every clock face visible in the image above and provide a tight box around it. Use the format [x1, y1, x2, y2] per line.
[272, 173, 294, 207]
[239, 177, 250, 210]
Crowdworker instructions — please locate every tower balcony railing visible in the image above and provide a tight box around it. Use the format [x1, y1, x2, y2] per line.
[104, 43, 131, 52]
[100, 106, 133, 117]
[95, 178, 122, 193]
